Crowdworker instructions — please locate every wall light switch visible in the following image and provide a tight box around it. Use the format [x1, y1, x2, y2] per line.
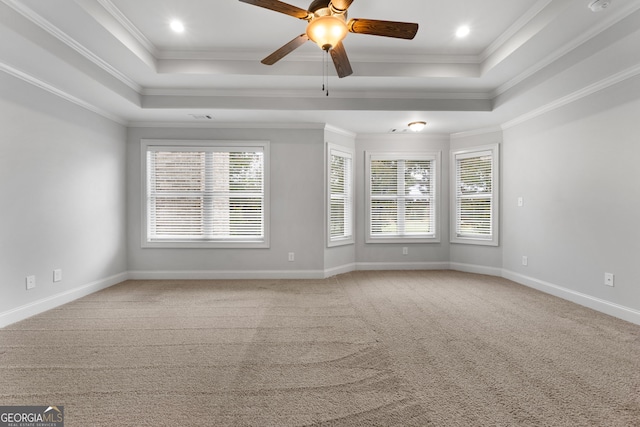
[517, 197, 524, 207]
[522, 256, 528, 266]
[53, 269, 62, 282]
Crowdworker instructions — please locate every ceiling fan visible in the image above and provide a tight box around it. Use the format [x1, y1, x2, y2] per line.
[239, 0, 419, 78]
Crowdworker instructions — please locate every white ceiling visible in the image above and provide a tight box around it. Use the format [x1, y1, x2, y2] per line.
[2, 0, 640, 135]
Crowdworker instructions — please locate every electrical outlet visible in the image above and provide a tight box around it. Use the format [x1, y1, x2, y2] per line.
[288, 252, 295, 262]
[26, 275, 36, 290]
[402, 247, 408, 255]
[522, 256, 528, 266]
[53, 269, 62, 282]
[517, 197, 524, 207]
[604, 272, 614, 287]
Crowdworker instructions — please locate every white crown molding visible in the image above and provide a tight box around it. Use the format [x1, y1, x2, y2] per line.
[157, 50, 266, 61]
[1, 0, 142, 93]
[501, 62, 640, 130]
[324, 124, 356, 139]
[141, 87, 492, 100]
[127, 121, 328, 130]
[158, 48, 481, 65]
[349, 54, 480, 65]
[142, 87, 329, 98]
[450, 126, 503, 140]
[355, 132, 450, 141]
[493, 0, 640, 97]
[480, 0, 554, 63]
[96, 0, 158, 57]
[0, 62, 126, 125]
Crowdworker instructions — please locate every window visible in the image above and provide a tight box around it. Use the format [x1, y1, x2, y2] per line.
[327, 144, 354, 247]
[450, 144, 499, 246]
[142, 140, 269, 248]
[365, 151, 440, 243]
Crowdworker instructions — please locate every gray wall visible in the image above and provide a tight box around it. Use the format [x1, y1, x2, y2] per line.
[501, 74, 640, 315]
[126, 126, 327, 277]
[2, 63, 639, 325]
[0, 73, 127, 320]
[355, 134, 451, 268]
[323, 127, 357, 274]
[449, 130, 503, 272]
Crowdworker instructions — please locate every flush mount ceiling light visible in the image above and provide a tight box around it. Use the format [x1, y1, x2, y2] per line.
[239, 0, 419, 78]
[408, 121, 427, 132]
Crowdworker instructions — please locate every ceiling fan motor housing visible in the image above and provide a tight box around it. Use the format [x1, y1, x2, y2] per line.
[241, 0, 418, 78]
[309, 0, 335, 14]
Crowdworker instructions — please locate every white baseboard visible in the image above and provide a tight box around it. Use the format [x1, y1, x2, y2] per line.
[3, 266, 638, 328]
[356, 261, 450, 271]
[324, 263, 357, 278]
[127, 269, 328, 280]
[449, 262, 503, 277]
[127, 263, 448, 280]
[448, 263, 640, 326]
[502, 269, 640, 326]
[0, 272, 128, 328]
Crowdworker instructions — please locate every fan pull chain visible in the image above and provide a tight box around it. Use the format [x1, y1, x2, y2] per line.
[325, 49, 330, 96]
[321, 49, 326, 94]
[321, 48, 330, 97]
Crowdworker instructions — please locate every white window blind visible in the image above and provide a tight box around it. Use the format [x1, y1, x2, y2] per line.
[366, 153, 439, 242]
[144, 142, 268, 247]
[451, 145, 499, 245]
[328, 145, 354, 246]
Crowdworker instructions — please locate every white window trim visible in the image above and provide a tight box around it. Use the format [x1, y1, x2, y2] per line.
[327, 143, 355, 247]
[141, 139, 270, 249]
[365, 151, 441, 244]
[450, 143, 499, 246]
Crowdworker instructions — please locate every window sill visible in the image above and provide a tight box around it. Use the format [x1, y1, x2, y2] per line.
[142, 240, 270, 249]
[328, 237, 355, 248]
[366, 236, 440, 244]
[450, 236, 498, 247]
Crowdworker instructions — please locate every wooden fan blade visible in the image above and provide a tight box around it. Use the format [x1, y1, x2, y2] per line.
[239, 0, 311, 19]
[330, 41, 353, 78]
[261, 34, 309, 65]
[329, 0, 354, 13]
[348, 18, 419, 39]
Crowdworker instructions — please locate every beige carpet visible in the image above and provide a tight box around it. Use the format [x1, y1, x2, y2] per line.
[1, 270, 639, 426]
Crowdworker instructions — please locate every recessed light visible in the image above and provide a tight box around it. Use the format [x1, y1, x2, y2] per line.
[170, 20, 185, 33]
[456, 25, 470, 38]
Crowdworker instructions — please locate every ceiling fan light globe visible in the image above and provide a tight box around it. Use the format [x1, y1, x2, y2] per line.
[306, 15, 348, 50]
